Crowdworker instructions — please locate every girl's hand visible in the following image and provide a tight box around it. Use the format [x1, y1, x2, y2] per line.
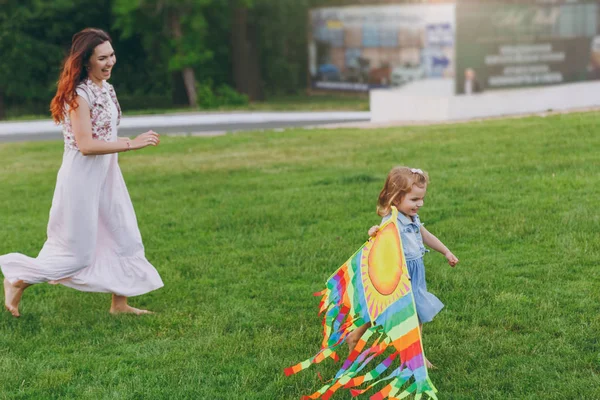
[131, 130, 160, 150]
[444, 251, 459, 267]
[368, 225, 380, 237]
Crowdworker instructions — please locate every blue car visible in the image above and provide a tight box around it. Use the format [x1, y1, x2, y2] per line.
[317, 64, 341, 82]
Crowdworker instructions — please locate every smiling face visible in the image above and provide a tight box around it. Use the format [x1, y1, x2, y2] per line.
[87, 41, 116, 85]
[396, 184, 426, 217]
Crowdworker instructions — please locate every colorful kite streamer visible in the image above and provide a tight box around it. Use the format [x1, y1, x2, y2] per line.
[285, 207, 437, 399]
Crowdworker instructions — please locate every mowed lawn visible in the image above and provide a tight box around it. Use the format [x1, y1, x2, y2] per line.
[0, 112, 599, 400]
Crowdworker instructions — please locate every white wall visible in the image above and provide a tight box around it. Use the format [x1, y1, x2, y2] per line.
[370, 80, 600, 122]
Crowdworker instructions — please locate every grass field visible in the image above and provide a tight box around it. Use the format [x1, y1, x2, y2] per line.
[0, 112, 599, 399]
[4, 94, 369, 121]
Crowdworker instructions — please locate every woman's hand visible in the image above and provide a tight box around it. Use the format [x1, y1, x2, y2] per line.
[444, 251, 459, 267]
[130, 130, 160, 150]
[368, 225, 380, 237]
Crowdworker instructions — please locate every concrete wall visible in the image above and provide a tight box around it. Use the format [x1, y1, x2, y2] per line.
[370, 80, 600, 122]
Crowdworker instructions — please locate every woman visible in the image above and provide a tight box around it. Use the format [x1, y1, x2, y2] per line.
[1, 28, 163, 317]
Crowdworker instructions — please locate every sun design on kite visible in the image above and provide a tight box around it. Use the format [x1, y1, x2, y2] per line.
[361, 222, 411, 321]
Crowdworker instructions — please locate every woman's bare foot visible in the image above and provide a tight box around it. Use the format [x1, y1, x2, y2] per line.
[4, 279, 29, 317]
[110, 294, 152, 315]
[109, 304, 152, 315]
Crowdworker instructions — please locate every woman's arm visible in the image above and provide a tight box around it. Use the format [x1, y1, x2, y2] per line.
[71, 96, 159, 156]
[421, 226, 459, 267]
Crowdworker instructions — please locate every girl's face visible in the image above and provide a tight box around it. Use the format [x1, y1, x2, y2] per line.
[397, 184, 426, 217]
[87, 41, 116, 84]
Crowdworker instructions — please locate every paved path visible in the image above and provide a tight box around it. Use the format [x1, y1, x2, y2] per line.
[0, 111, 371, 142]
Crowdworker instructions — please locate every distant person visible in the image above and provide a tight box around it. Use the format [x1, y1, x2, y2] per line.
[464, 68, 482, 95]
[347, 166, 459, 368]
[1, 28, 163, 317]
[588, 36, 600, 80]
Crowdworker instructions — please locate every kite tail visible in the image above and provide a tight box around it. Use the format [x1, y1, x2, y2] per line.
[286, 206, 439, 399]
[377, 376, 438, 400]
[286, 287, 439, 399]
[290, 323, 437, 400]
[346, 352, 437, 399]
[300, 326, 387, 400]
[285, 263, 366, 377]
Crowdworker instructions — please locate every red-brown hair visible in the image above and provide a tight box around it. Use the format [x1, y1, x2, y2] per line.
[50, 28, 112, 123]
[377, 166, 429, 217]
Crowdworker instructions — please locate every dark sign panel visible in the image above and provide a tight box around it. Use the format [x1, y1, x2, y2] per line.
[456, 1, 600, 94]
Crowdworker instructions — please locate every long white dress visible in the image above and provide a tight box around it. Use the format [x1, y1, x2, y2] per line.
[0, 85, 164, 297]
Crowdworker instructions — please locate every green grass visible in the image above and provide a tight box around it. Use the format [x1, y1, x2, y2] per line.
[3, 94, 369, 121]
[0, 112, 599, 399]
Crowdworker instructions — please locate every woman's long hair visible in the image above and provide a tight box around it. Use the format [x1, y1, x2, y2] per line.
[50, 28, 111, 123]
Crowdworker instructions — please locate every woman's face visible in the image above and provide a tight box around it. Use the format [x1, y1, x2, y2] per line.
[87, 41, 116, 83]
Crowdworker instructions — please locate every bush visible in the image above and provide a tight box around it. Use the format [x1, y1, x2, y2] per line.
[216, 85, 249, 106]
[196, 81, 249, 109]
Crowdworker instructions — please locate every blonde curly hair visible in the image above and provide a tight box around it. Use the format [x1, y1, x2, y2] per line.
[376, 166, 429, 217]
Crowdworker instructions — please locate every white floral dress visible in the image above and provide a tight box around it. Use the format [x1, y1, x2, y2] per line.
[0, 80, 163, 297]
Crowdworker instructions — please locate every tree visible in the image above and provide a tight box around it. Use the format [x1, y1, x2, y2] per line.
[251, 0, 312, 95]
[0, 0, 113, 120]
[112, 0, 215, 108]
[230, 0, 263, 101]
[0, 1, 91, 119]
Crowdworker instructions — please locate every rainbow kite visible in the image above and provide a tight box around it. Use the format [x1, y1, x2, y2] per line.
[285, 207, 437, 400]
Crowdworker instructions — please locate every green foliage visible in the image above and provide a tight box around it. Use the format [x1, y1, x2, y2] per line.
[195, 80, 219, 108]
[1, 0, 366, 117]
[251, 0, 313, 95]
[196, 80, 249, 108]
[0, 0, 110, 101]
[112, 0, 215, 72]
[0, 0, 116, 116]
[215, 84, 249, 106]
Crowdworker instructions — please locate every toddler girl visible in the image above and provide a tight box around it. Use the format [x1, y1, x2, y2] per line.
[347, 166, 458, 367]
